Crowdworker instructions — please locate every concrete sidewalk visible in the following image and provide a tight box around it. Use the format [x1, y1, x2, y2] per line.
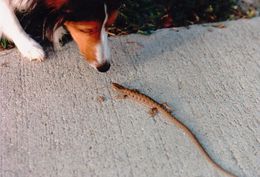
[0, 18, 259, 177]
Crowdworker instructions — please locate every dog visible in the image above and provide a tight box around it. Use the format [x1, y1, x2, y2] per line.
[0, 0, 121, 72]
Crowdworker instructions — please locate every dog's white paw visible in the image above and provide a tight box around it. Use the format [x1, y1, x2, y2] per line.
[18, 38, 45, 61]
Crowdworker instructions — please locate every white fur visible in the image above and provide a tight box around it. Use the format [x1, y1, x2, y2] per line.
[95, 43, 102, 63]
[95, 4, 110, 65]
[0, 0, 45, 61]
[10, 0, 35, 11]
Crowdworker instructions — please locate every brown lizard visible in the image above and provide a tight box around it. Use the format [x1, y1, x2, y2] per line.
[112, 82, 237, 177]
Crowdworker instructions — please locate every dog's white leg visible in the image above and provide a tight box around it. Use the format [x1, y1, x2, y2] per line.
[52, 26, 67, 51]
[0, 0, 45, 61]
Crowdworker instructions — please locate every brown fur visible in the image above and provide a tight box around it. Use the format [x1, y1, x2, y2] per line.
[64, 21, 102, 63]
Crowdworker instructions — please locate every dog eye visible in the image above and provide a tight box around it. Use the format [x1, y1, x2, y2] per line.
[78, 29, 96, 34]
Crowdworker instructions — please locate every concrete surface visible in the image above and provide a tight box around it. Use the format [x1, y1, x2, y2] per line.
[0, 18, 260, 177]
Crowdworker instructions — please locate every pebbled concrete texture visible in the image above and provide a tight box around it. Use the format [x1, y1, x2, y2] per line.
[0, 18, 260, 177]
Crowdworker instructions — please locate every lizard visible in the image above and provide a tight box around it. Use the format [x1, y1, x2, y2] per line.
[111, 82, 237, 177]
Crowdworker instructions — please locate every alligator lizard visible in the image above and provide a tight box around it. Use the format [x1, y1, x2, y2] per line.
[112, 82, 236, 177]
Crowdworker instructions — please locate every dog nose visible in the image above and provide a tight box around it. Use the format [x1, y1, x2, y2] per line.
[96, 62, 111, 73]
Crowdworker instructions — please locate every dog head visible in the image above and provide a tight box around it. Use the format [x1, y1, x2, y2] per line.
[45, 0, 121, 72]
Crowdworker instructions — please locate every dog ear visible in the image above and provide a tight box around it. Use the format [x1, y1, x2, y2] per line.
[43, 0, 73, 41]
[43, 12, 65, 41]
[105, 0, 122, 11]
[105, 0, 122, 26]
